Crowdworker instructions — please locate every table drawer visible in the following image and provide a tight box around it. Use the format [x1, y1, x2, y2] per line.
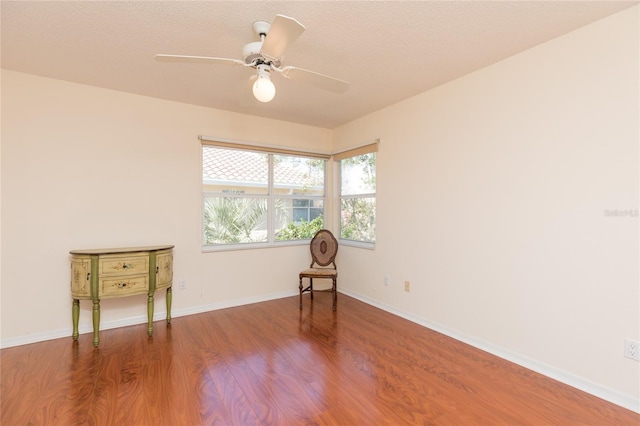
[99, 255, 148, 276]
[100, 274, 149, 297]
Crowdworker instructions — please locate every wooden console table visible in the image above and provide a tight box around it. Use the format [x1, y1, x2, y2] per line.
[70, 245, 174, 347]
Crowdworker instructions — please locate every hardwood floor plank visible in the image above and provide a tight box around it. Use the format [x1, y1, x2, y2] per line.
[164, 325, 211, 425]
[26, 340, 79, 425]
[223, 308, 327, 424]
[62, 341, 103, 424]
[203, 348, 264, 426]
[87, 353, 120, 425]
[201, 317, 275, 422]
[1, 294, 638, 425]
[114, 326, 147, 425]
[2, 338, 78, 425]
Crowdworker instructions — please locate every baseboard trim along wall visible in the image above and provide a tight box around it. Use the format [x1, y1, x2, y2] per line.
[339, 288, 640, 414]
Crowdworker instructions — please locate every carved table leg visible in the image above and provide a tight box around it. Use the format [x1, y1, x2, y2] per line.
[92, 299, 100, 347]
[166, 287, 172, 324]
[147, 293, 154, 336]
[72, 299, 80, 340]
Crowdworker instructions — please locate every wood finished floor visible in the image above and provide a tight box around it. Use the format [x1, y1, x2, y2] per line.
[1, 294, 638, 425]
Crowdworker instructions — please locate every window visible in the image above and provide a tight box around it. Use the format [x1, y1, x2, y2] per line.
[292, 199, 323, 223]
[202, 144, 326, 248]
[339, 151, 376, 244]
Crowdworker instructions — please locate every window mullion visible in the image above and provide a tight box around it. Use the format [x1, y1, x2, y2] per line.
[340, 193, 376, 199]
[268, 154, 274, 244]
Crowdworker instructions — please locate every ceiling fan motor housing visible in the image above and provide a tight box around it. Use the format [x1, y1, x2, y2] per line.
[242, 41, 282, 67]
[242, 41, 262, 63]
[243, 20, 281, 67]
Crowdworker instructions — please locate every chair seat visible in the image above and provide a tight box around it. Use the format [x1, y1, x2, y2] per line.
[300, 268, 337, 278]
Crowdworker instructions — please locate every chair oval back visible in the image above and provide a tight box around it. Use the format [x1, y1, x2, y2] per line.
[310, 229, 338, 267]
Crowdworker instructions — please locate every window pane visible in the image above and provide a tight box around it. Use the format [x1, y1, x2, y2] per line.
[293, 208, 308, 222]
[203, 196, 268, 244]
[340, 197, 375, 243]
[341, 153, 376, 195]
[275, 198, 324, 241]
[309, 208, 323, 220]
[203, 146, 268, 195]
[274, 155, 324, 196]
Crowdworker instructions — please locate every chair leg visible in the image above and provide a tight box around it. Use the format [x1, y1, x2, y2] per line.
[310, 278, 313, 299]
[299, 276, 303, 310]
[332, 278, 337, 311]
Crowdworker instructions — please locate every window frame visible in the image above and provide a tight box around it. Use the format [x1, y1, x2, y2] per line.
[336, 149, 377, 249]
[201, 141, 329, 252]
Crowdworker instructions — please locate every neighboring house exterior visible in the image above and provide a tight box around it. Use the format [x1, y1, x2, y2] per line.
[202, 146, 325, 243]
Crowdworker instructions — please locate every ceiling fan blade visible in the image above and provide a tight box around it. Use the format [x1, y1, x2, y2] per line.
[155, 54, 245, 67]
[278, 66, 350, 93]
[260, 15, 305, 62]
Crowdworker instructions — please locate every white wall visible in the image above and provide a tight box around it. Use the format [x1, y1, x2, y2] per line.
[0, 69, 332, 344]
[333, 6, 639, 407]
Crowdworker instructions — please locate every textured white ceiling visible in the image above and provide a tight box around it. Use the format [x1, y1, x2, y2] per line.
[1, 1, 635, 129]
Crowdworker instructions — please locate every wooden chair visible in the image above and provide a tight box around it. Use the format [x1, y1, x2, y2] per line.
[299, 229, 338, 311]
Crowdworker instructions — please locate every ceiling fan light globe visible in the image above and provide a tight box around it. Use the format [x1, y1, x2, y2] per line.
[253, 76, 276, 102]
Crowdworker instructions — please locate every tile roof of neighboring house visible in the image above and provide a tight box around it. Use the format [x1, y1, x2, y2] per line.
[203, 146, 323, 188]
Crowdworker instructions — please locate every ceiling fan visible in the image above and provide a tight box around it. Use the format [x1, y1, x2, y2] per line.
[155, 14, 349, 103]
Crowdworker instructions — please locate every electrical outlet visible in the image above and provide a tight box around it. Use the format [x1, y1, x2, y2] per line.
[624, 338, 639, 361]
[404, 281, 410, 292]
[384, 275, 389, 286]
[179, 279, 187, 290]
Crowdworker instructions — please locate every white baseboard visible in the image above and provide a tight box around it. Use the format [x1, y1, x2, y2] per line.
[0, 289, 298, 349]
[339, 288, 640, 414]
